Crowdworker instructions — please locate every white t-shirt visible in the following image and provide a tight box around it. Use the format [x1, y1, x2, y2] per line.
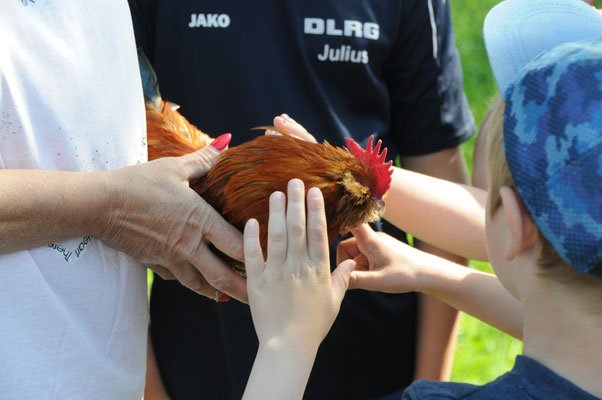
[0, 1, 148, 398]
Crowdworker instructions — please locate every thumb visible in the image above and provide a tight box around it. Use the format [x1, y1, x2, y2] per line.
[331, 259, 356, 301]
[350, 224, 380, 255]
[348, 270, 383, 291]
[182, 133, 231, 179]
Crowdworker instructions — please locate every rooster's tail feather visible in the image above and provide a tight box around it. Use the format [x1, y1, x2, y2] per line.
[138, 48, 162, 111]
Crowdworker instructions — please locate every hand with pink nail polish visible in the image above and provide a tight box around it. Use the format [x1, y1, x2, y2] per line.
[97, 131, 247, 302]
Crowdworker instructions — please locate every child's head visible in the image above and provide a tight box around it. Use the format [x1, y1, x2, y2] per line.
[481, 0, 602, 305]
[484, 39, 602, 306]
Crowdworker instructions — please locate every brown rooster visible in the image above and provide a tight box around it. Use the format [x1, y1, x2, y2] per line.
[139, 51, 392, 271]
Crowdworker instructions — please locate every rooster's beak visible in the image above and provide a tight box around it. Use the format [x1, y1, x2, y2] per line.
[371, 197, 386, 218]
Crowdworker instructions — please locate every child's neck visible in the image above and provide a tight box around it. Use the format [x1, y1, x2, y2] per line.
[522, 282, 602, 398]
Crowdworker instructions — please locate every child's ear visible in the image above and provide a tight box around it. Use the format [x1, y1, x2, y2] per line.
[500, 186, 537, 261]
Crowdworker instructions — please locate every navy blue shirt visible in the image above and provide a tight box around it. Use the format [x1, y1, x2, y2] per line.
[129, 1, 475, 399]
[403, 355, 601, 400]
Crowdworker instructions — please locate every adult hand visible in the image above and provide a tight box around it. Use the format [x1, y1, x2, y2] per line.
[244, 179, 354, 352]
[338, 224, 432, 294]
[97, 136, 247, 302]
[265, 114, 317, 143]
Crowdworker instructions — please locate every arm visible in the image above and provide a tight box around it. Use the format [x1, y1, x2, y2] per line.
[400, 148, 469, 381]
[267, 115, 489, 261]
[384, 165, 488, 262]
[242, 180, 354, 400]
[145, 331, 171, 400]
[471, 121, 490, 190]
[0, 144, 248, 301]
[339, 225, 523, 339]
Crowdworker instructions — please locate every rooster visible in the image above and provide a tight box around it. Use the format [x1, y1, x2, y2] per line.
[140, 51, 392, 271]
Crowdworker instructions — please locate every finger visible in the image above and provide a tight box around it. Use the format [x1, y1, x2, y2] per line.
[147, 264, 176, 280]
[331, 259, 356, 300]
[267, 191, 287, 265]
[350, 224, 380, 256]
[244, 218, 265, 280]
[202, 205, 245, 263]
[274, 115, 317, 143]
[336, 237, 361, 265]
[286, 179, 306, 259]
[349, 224, 377, 243]
[306, 187, 328, 265]
[189, 244, 249, 303]
[348, 270, 387, 292]
[168, 260, 215, 297]
[264, 129, 280, 136]
[180, 133, 231, 179]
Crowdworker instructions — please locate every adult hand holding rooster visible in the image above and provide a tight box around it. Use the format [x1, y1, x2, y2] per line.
[99, 136, 247, 301]
[0, 138, 248, 302]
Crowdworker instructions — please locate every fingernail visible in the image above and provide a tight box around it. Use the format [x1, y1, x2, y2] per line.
[265, 130, 279, 136]
[282, 113, 291, 120]
[210, 133, 232, 151]
[276, 116, 288, 124]
[218, 293, 231, 302]
[308, 187, 321, 198]
[270, 191, 285, 202]
[290, 179, 302, 190]
[246, 218, 259, 234]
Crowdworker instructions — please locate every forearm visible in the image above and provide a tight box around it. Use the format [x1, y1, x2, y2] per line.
[414, 244, 463, 381]
[384, 167, 488, 261]
[243, 341, 318, 400]
[145, 330, 171, 400]
[0, 169, 107, 254]
[416, 254, 523, 339]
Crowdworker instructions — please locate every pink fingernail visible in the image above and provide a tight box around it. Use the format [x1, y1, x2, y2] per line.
[210, 133, 232, 151]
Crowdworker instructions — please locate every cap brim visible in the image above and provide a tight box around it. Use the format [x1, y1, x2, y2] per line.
[484, 0, 602, 95]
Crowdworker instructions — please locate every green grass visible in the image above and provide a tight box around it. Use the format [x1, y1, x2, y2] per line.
[449, 0, 523, 384]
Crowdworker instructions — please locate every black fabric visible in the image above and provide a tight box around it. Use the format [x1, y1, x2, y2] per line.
[129, 1, 475, 398]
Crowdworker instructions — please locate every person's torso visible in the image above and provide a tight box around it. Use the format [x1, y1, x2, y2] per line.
[0, 1, 148, 398]
[143, 0, 411, 148]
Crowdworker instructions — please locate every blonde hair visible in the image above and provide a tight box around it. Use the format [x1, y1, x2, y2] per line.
[484, 94, 602, 305]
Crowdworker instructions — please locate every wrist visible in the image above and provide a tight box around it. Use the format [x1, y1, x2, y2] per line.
[258, 336, 319, 366]
[417, 254, 468, 299]
[412, 251, 452, 295]
[86, 170, 117, 238]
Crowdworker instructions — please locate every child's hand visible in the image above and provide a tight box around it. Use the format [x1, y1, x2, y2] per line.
[338, 224, 431, 294]
[244, 179, 355, 354]
[265, 113, 318, 143]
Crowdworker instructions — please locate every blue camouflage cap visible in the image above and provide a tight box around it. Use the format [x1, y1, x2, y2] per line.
[503, 38, 602, 276]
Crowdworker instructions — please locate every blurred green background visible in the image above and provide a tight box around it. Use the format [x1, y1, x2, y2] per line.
[449, 0, 523, 384]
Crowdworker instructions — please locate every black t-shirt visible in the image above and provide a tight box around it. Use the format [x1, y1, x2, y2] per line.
[129, 1, 475, 399]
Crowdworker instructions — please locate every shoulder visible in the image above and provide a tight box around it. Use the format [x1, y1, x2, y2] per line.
[402, 374, 535, 400]
[402, 380, 484, 400]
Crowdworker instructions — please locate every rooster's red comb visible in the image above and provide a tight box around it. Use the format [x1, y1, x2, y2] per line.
[345, 135, 393, 199]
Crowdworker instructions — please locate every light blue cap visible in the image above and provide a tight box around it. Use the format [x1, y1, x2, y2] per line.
[484, 0, 602, 95]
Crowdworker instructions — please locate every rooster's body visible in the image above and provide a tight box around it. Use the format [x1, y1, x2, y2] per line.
[140, 50, 392, 270]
